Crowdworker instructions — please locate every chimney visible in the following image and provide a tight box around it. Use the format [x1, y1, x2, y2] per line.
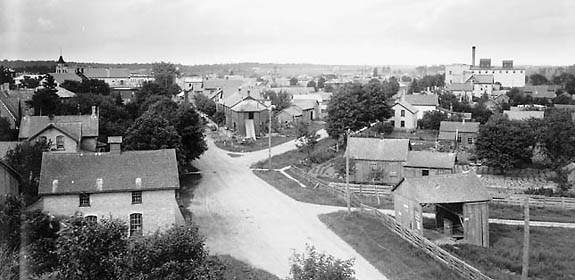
[96, 178, 103, 191]
[471, 46, 476, 67]
[502, 60, 513, 68]
[135, 177, 142, 189]
[52, 179, 58, 193]
[91, 106, 97, 118]
[108, 136, 123, 154]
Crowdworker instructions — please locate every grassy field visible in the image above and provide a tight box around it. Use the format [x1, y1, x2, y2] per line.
[214, 135, 295, 153]
[489, 203, 575, 223]
[442, 224, 575, 280]
[251, 137, 339, 169]
[319, 211, 463, 280]
[218, 255, 280, 280]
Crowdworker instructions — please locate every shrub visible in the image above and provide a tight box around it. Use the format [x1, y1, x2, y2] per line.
[288, 245, 355, 280]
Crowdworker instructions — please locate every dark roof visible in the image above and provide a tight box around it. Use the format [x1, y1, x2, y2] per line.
[0, 91, 20, 122]
[392, 172, 491, 203]
[19, 115, 99, 140]
[39, 149, 179, 195]
[82, 68, 130, 79]
[468, 74, 494, 84]
[405, 151, 456, 169]
[50, 73, 82, 84]
[279, 105, 303, 117]
[521, 85, 556, 99]
[28, 123, 80, 143]
[346, 137, 410, 161]
[554, 104, 575, 111]
[404, 94, 439, 106]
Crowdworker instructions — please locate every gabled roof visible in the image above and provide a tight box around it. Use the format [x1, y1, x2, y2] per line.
[467, 74, 494, 84]
[405, 151, 456, 169]
[0, 160, 21, 181]
[392, 100, 418, 114]
[203, 79, 245, 90]
[291, 99, 318, 110]
[439, 121, 479, 133]
[82, 68, 130, 79]
[39, 149, 179, 195]
[392, 172, 491, 203]
[279, 105, 303, 117]
[230, 96, 269, 112]
[50, 73, 82, 84]
[446, 83, 473, 91]
[404, 94, 439, 106]
[346, 137, 410, 161]
[19, 115, 99, 140]
[269, 87, 316, 96]
[503, 110, 544, 121]
[27, 123, 80, 143]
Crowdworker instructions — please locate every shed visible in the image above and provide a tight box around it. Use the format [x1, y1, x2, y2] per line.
[392, 172, 491, 247]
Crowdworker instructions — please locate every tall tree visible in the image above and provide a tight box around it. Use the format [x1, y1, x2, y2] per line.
[0, 66, 15, 88]
[0, 117, 17, 141]
[474, 115, 536, 174]
[536, 110, 575, 169]
[407, 78, 421, 94]
[123, 113, 181, 152]
[417, 110, 448, 130]
[290, 77, 299, 86]
[529, 74, 549, 85]
[152, 62, 178, 89]
[26, 75, 61, 116]
[193, 94, 217, 117]
[4, 141, 50, 204]
[174, 105, 208, 162]
[317, 77, 326, 89]
[263, 90, 291, 112]
[326, 82, 392, 138]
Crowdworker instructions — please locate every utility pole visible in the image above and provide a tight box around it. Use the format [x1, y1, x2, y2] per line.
[268, 106, 273, 171]
[346, 129, 351, 214]
[521, 197, 530, 280]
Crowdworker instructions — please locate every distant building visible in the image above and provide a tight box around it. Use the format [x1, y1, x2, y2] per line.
[218, 92, 270, 139]
[346, 138, 411, 184]
[403, 94, 439, 119]
[18, 107, 99, 152]
[503, 110, 544, 121]
[291, 99, 319, 121]
[37, 142, 183, 236]
[438, 121, 480, 149]
[391, 101, 418, 130]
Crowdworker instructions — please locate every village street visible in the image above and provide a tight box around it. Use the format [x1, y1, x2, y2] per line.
[187, 135, 388, 280]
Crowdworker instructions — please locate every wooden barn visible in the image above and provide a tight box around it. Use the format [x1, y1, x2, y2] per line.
[403, 151, 456, 178]
[392, 172, 491, 247]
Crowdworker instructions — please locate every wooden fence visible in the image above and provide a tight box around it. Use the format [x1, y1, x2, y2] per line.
[290, 166, 493, 280]
[328, 182, 392, 197]
[491, 194, 575, 210]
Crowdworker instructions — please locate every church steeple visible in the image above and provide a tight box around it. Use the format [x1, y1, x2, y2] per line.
[57, 55, 66, 64]
[56, 52, 68, 74]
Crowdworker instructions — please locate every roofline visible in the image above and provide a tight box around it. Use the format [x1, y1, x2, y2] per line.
[27, 123, 80, 143]
[39, 186, 179, 196]
[0, 160, 22, 181]
[391, 177, 405, 192]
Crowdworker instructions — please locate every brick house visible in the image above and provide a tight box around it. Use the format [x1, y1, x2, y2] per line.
[18, 107, 99, 152]
[37, 140, 183, 236]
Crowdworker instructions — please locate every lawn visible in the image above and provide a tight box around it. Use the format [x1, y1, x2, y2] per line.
[442, 224, 575, 280]
[251, 137, 339, 169]
[177, 174, 203, 220]
[319, 211, 463, 280]
[218, 255, 280, 280]
[214, 135, 295, 153]
[489, 203, 575, 223]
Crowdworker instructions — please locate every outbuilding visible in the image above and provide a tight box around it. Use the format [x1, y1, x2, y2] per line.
[392, 172, 491, 247]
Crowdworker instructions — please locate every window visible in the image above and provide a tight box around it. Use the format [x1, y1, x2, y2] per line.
[56, 135, 64, 149]
[390, 120, 395, 127]
[457, 135, 462, 143]
[129, 213, 143, 236]
[448, 70, 452, 75]
[468, 137, 473, 144]
[79, 193, 90, 207]
[369, 163, 378, 171]
[422, 170, 429, 176]
[85, 215, 97, 223]
[248, 112, 254, 119]
[132, 191, 142, 204]
[400, 110, 405, 117]
[513, 70, 516, 74]
[400, 120, 405, 128]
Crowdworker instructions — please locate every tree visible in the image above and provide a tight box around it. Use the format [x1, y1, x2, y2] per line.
[474, 115, 536, 174]
[553, 94, 574, 105]
[0, 66, 15, 88]
[290, 77, 299, 86]
[152, 62, 178, 89]
[123, 113, 182, 152]
[536, 110, 575, 169]
[407, 78, 421, 94]
[20, 76, 41, 89]
[295, 121, 319, 160]
[120, 223, 224, 280]
[61, 79, 111, 95]
[307, 80, 317, 91]
[174, 105, 208, 163]
[212, 111, 225, 125]
[55, 217, 128, 280]
[263, 90, 291, 112]
[4, 141, 50, 204]
[417, 110, 448, 130]
[0, 117, 17, 141]
[529, 74, 549, 85]
[326, 82, 392, 139]
[21, 210, 61, 275]
[317, 77, 326, 89]
[193, 94, 216, 117]
[26, 75, 61, 116]
[372, 67, 378, 77]
[288, 245, 355, 280]
[382, 76, 400, 98]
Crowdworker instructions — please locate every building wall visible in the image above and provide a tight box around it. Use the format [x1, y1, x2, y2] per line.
[30, 128, 78, 152]
[391, 105, 417, 130]
[440, 131, 477, 149]
[230, 110, 268, 137]
[472, 84, 494, 97]
[0, 166, 19, 200]
[471, 69, 525, 88]
[354, 160, 404, 185]
[463, 202, 489, 247]
[403, 167, 453, 178]
[445, 64, 471, 84]
[42, 189, 183, 235]
[393, 193, 423, 233]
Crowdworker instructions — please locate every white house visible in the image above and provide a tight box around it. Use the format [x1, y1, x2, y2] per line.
[403, 94, 439, 119]
[391, 100, 418, 129]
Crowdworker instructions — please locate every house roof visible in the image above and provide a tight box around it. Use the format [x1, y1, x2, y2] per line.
[50, 73, 82, 84]
[204, 79, 245, 90]
[269, 87, 316, 96]
[404, 94, 439, 106]
[231, 96, 269, 112]
[0, 160, 21, 181]
[446, 83, 473, 91]
[468, 74, 494, 84]
[521, 85, 556, 99]
[503, 110, 544, 120]
[346, 137, 410, 161]
[19, 115, 99, 140]
[439, 121, 479, 133]
[39, 149, 179, 195]
[291, 99, 318, 110]
[393, 100, 418, 114]
[0, 91, 20, 122]
[392, 172, 491, 204]
[82, 68, 130, 79]
[279, 105, 303, 117]
[405, 151, 456, 169]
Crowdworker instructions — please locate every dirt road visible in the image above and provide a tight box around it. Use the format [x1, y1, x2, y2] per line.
[189, 137, 388, 280]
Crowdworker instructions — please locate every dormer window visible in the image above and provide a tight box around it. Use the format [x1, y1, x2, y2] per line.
[56, 135, 64, 149]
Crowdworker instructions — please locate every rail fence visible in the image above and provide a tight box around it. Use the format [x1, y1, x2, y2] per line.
[491, 194, 575, 210]
[289, 166, 493, 280]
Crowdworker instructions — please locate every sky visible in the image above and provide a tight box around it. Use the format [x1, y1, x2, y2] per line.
[1, 0, 574, 66]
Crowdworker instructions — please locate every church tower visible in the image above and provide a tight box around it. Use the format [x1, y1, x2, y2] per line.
[56, 54, 68, 74]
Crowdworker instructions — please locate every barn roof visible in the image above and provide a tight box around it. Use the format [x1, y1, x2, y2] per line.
[392, 172, 491, 203]
[405, 151, 456, 169]
[438, 121, 480, 140]
[39, 149, 179, 195]
[346, 137, 410, 161]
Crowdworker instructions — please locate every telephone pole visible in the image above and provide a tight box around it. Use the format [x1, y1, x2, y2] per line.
[346, 129, 351, 214]
[521, 197, 530, 280]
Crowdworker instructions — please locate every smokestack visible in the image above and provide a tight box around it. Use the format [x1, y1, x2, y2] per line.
[472, 46, 476, 67]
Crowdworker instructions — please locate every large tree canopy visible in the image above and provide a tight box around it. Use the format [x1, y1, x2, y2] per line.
[326, 82, 393, 138]
[26, 75, 60, 116]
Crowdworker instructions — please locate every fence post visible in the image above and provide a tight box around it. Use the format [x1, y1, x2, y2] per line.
[562, 196, 565, 209]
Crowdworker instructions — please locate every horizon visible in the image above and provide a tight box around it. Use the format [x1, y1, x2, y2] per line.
[2, 0, 574, 67]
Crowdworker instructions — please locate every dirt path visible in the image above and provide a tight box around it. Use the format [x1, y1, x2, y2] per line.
[188, 136, 388, 280]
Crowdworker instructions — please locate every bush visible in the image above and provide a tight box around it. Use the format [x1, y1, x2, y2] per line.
[288, 245, 355, 280]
